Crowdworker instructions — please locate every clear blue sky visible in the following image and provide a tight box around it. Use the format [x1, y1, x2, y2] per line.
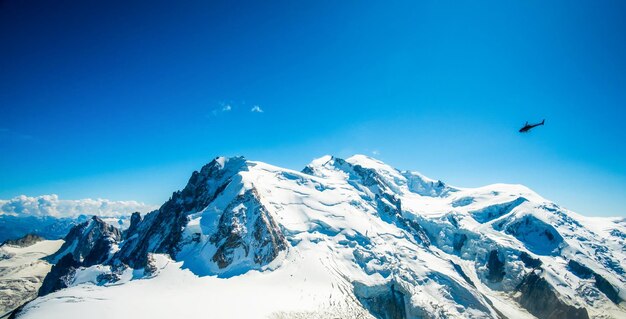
[1, 1, 624, 217]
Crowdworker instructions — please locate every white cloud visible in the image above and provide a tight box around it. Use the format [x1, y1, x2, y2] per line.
[372, 150, 380, 156]
[250, 105, 263, 113]
[222, 105, 232, 112]
[0, 195, 157, 218]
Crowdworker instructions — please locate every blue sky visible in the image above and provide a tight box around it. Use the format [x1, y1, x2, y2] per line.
[1, 1, 624, 216]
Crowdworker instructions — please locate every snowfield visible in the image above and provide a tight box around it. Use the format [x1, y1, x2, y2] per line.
[12, 155, 626, 319]
[0, 239, 63, 317]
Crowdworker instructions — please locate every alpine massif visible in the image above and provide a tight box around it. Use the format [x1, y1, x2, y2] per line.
[10, 155, 626, 319]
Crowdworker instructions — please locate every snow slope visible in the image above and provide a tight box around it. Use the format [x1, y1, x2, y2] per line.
[0, 239, 63, 317]
[14, 155, 626, 319]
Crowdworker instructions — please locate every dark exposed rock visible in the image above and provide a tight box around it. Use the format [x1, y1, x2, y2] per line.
[113, 157, 248, 269]
[123, 212, 142, 240]
[568, 260, 622, 304]
[351, 162, 390, 193]
[143, 254, 159, 276]
[210, 188, 287, 269]
[593, 273, 622, 304]
[38, 253, 80, 296]
[112, 204, 188, 269]
[481, 295, 510, 319]
[354, 282, 407, 319]
[568, 260, 594, 279]
[486, 250, 505, 283]
[48, 216, 121, 267]
[451, 261, 476, 288]
[519, 252, 542, 269]
[39, 216, 121, 296]
[1, 234, 44, 247]
[96, 272, 120, 285]
[38, 217, 122, 296]
[515, 271, 589, 319]
[301, 165, 314, 175]
[375, 192, 430, 246]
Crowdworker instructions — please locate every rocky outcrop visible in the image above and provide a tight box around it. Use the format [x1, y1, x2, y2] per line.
[112, 157, 249, 269]
[38, 217, 122, 296]
[1, 234, 44, 248]
[375, 192, 430, 245]
[210, 188, 287, 269]
[48, 216, 121, 267]
[519, 252, 542, 269]
[37, 253, 80, 296]
[354, 281, 408, 319]
[568, 260, 622, 304]
[486, 250, 506, 283]
[123, 212, 142, 240]
[515, 271, 589, 319]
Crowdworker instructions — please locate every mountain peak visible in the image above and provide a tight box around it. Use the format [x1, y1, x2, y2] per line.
[21, 155, 626, 319]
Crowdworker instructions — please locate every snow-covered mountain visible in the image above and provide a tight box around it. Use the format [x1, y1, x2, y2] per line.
[12, 155, 626, 319]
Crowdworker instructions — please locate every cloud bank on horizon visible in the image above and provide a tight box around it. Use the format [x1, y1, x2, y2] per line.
[0, 195, 157, 218]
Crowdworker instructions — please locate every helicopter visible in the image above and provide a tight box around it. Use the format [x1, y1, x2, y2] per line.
[519, 119, 545, 133]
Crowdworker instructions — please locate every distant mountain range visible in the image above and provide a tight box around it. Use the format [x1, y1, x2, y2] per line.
[6, 155, 626, 318]
[0, 195, 156, 243]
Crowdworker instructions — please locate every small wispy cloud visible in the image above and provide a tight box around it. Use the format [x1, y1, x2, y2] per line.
[207, 103, 234, 118]
[372, 150, 380, 156]
[250, 105, 264, 113]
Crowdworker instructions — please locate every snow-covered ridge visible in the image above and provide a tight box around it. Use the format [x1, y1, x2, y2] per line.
[13, 155, 626, 319]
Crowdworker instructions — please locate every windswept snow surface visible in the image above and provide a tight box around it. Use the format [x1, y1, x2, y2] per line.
[16, 155, 626, 319]
[0, 239, 63, 316]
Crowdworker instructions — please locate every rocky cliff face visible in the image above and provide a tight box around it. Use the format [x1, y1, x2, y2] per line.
[111, 157, 252, 269]
[122, 212, 142, 240]
[516, 271, 590, 319]
[209, 188, 287, 270]
[39, 216, 121, 296]
[48, 216, 121, 266]
[1, 234, 44, 248]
